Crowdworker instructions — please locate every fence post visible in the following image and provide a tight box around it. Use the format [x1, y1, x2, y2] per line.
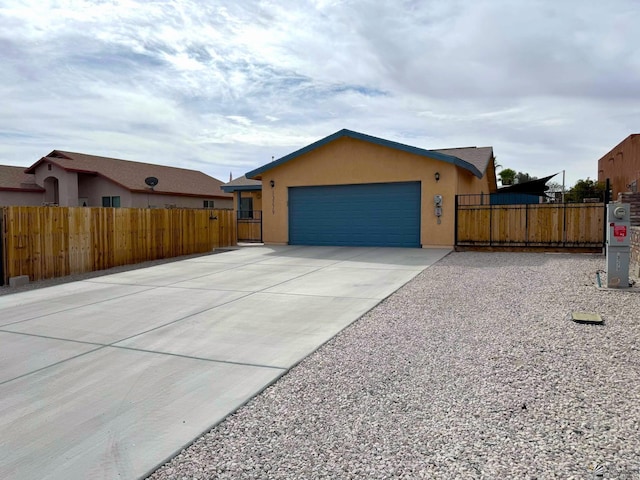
[603, 178, 611, 249]
[454, 195, 459, 247]
[489, 202, 493, 247]
[563, 202, 567, 246]
[525, 203, 529, 246]
[0, 208, 4, 286]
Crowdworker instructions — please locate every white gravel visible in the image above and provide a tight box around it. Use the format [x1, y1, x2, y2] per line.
[142, 251, 637, 479]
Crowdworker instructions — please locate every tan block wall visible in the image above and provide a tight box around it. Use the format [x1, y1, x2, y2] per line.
[631, 227, 640, 279]
[259, 137, 492, 247]
[618, 192, 640, 227]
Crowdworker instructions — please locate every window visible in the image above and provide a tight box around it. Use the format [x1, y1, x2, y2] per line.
[102, 196, 121, 207]
[203, 200, 215, 208]
[239, 197, 253, 219]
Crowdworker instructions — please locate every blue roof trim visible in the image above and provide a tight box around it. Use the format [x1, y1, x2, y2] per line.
[220, 184, 262, 193]
[245, 129, 484, 179]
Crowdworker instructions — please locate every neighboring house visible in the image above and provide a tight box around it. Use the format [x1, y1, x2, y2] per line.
[243, 129, 498, 248]
[221, 175, 263, 217]
[0, 150, 232, 208]
[598, 134, 640, 198]
[0, 165, 46, 206]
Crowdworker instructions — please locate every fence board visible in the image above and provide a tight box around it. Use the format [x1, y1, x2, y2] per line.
[68, 207, 92, 274]
[1, 206, 235, 284]
[457, 202, 604, 247]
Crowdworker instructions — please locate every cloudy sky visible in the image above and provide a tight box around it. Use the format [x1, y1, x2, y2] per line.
[1, 0, 639, 187]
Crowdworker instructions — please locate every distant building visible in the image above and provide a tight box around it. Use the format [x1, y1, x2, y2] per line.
[597, 134, 640, 198]
[0, 150, 232, 208]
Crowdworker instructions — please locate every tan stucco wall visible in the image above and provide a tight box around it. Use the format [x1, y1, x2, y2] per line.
[233, 191, 263, 212]
[34, 162, 79, 206]
[76, 173, 233, 209]
[0, 190, 45, 206]
[78, 176, 131, 206]
[257, 137, 492, 247]
[129, 192, 233, 209]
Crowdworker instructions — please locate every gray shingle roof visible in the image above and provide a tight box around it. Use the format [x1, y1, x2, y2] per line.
[431, 147, 494, 176]
[25, 151, 231, 199]
[0, 165, 44, 191]
[221, 175, 262, 192]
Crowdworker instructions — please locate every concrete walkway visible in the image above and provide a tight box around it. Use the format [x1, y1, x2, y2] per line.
[0, 246, 450, 480]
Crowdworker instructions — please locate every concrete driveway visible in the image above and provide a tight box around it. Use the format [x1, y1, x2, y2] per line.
[0, 245, 450, 479]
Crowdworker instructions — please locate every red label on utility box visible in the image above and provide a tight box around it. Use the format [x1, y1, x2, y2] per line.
[614, 225, 627, 241]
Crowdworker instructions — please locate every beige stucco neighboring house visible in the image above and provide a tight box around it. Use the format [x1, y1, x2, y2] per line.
[244, 129, 497, 248]
[0, 165, 46, 206]
[0, 150, 233, 208]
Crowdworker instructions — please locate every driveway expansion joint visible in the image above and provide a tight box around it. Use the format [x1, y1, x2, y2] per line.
[108, 345, 288, 371]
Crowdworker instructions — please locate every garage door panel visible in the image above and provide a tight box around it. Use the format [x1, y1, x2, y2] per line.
[289, 182, 420, 247]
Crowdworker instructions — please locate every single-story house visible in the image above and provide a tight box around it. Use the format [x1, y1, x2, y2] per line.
[0, 150, 232, 208]
[242, 129, 498, 248]
[0, 165, 46, 206]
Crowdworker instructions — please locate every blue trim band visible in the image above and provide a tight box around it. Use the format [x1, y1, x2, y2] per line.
[221, 184, 262, 193]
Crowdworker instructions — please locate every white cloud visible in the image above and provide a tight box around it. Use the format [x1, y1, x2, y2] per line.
[0, 0, 639, 187]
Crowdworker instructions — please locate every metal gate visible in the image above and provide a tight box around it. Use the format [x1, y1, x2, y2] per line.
[455, 194, 605, 249]
[0, 209, 4, 286]
[237, 210, 262, 243]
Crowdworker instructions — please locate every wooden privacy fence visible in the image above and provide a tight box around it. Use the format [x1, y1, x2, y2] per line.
[0, 206, 235, 284]
[455, 201, 605, 248]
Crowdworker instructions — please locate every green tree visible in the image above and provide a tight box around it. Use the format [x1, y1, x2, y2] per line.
[515, 171, 537, 184]
[565, 178, 606, 203]
[499, 168, 516, 185]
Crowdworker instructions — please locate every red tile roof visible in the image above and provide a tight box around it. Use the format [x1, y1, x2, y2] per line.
[25, 151, 231, 199]
[0, 165, 44, 192]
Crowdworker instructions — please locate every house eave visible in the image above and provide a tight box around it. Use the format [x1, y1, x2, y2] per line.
[245, 129, 484, 180]
[221, 184, 262, 193]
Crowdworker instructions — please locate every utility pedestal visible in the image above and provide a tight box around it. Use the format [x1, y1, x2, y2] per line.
[606, 203, 631, 288]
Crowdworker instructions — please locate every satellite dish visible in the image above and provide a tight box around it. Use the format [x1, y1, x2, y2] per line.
[145, 176, 159, 188]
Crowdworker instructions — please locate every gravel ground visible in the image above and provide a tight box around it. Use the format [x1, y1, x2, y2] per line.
[146, 252, 640, 480]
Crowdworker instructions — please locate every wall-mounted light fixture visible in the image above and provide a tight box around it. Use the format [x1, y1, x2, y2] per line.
[270, 180, 275, 188]
[434, 172, 440, 182]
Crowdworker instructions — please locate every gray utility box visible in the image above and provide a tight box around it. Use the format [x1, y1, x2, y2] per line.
[607, 247, 631, 288]
[606, 203, 631, 288]
[606, 203, 631, 247]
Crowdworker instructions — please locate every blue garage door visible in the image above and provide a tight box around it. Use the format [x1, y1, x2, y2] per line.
[289, 182, 421, 247]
